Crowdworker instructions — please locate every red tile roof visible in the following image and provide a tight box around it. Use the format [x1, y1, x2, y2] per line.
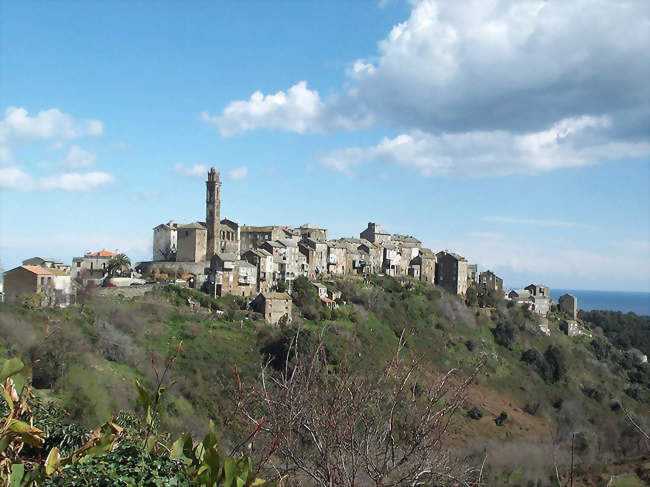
[85, 250, 117, 257]
[21, 265, 54, 275]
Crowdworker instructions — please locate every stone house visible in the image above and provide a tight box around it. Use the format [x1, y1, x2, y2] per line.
[391, 234, 421, 248]
[467, 264, 478, 285]
[409, 248, 436, 284]
[234, 261, 257, 297]
[328, 289, 342, 301]
[210, 253, 257, 297]
[278, 239, 300, 282]
[261, 240, 299, 283]
[320, 296, 338, 310]
[71, 250, 117, 282]
[298, 238, 328, 278]
[313, 282, 328, 298]
[525, 284, 550, 298]
[219, 218, 240, 255]
[360, 222, 392, 245]
[22, 257, 70, 274]
[153, 221, 178, 261]
[358, 240, 383, 274]
[4, 265, 71, 306]
[240, 226, 287, 252]
[393, 238, 420, 277]
[297, 223, 327, 242]
[559, 293, 578, 320]
[435, 251, 469, 296]
[419, 248, 437, 284]
[508, 289, 531, 302]
[382, 243, 400, 276]
[407, 261, 421, 279]
[565, 320, 582, 337]
[326, 241, 348, 275]
[252, 292, 292, 326]
[242, 248, 275, 293]
[479, 270, 503, 293]
[337, 240, 365, 275]
[530, 295, 550, 315]
[177, 223, 208, 262]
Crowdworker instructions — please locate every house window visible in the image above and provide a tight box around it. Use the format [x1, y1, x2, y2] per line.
[76, 262, 81, 267]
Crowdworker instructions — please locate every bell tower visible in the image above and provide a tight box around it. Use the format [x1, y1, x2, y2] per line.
[206, 166, 221, 260]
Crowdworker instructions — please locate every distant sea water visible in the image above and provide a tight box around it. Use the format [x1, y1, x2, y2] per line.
[550, 289, 650, 316]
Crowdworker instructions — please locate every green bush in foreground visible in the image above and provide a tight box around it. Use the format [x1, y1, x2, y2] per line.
[0, 355, 271, 487]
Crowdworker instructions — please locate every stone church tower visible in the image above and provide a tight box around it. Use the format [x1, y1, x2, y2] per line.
[206, 166, 221, 260]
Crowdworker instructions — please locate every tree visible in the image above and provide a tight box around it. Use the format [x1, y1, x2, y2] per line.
[544, 345, 566, 383]
[240, 329, 485, 486]
[491, 319, 517, 349]
[106, 254, 131, 276]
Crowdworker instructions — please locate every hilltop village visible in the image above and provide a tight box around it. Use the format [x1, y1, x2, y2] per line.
[2, 167, 580, 328]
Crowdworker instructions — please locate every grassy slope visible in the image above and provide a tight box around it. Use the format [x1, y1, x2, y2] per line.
[0, 279, 648, 485]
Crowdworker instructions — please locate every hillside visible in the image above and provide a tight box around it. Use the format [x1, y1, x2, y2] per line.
[0, 276, 648, 486]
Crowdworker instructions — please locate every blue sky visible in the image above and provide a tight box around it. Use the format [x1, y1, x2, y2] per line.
[1, 0, 649, 291]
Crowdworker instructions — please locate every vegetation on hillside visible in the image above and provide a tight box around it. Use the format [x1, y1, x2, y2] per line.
[0, 276, 648, 485]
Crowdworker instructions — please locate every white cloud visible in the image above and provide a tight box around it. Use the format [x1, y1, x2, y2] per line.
[320, 116, 650, 177]
[0, 166, 35, 190]
[0, 106, 103, 142]
[40, 172, 114, 191]
[61, 145, 96, 168]
[201, 81, 372, 136]
[352, 0, 650, 134]
[174, 164, 208, 178]
[228, 165, 248, 180]
[0, 106, 103, 163]
[207, 0, 648, 180]
[481, 217, 577, 228]
[0, 166, 113, 192]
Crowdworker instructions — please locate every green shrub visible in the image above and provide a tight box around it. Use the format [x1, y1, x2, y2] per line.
[467, 407, 483, 420]
[495, 412, 508, 426]
[42, 443, 192, 487]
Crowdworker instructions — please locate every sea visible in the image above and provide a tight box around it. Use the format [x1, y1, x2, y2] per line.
[550, 289, 650, 316]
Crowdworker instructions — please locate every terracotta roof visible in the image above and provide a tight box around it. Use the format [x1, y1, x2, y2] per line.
[21, 265, 54, 275]
[85, 250, 117, 257]
[320, 297, 336, 304]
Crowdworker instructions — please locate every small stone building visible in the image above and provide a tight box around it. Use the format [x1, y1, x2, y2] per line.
[530, 295, 550, 315]
[240, 226, 287, 253]
[252, 292, 292, 326]
[71, 250, 117, 281]
[525, 284, 550, 298]
[479, 270, 503, 293]
[242, 248, 275, 293]
[177, 223, 208, 262]
[219, 218, 240, 255]
[559, 293, 578, 320]
[297, 223, 327, 242]
[360, 222, 392, 245]
[435, 251, 469, 296]
[299, 238, 328, 278]
[3, 265, 71, 306]
[153, 221, 178, 261]
[22, 257, 70, 274]
[312, 282, 328, 298]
